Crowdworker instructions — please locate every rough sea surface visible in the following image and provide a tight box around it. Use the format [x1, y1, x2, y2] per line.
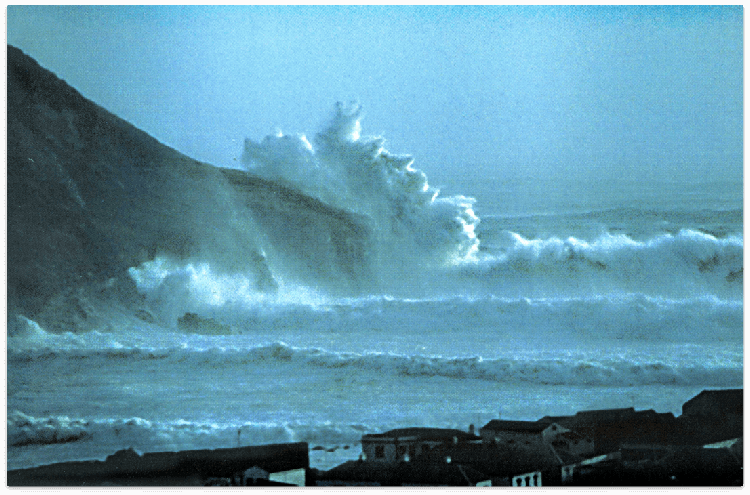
[7, 68, 742, 471]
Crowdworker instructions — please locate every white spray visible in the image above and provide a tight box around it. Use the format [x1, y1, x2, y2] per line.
[241, 102, 480, 272]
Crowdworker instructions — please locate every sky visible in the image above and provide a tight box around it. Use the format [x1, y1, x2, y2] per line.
[6, 5, 744, 197]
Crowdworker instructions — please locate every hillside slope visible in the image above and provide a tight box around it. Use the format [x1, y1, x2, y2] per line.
[7, 45, 372, 331]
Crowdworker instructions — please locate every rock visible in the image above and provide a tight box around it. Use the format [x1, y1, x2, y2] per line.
[134, 309, 155, 324]
[177, 312, 232, 335]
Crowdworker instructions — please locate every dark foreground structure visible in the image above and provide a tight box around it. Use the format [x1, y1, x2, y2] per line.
[5, 390, 742, 487]
[316, 389, 743, 487]
[7, 443, 310, 486]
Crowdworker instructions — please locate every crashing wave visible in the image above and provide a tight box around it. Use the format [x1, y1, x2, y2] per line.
[465, 229, 743, 299]
[241, 102, 480, 267]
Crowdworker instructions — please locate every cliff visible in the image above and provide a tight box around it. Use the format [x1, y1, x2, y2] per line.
[7, 45, 373, 330]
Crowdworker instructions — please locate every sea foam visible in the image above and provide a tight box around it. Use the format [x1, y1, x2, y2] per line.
[467, 228, 742, 300]
[241, 102, 480, 269]
[8, 338, 741, 388]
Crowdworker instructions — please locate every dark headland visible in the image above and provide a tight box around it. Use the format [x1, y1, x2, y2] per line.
[7, 44, 373, 335]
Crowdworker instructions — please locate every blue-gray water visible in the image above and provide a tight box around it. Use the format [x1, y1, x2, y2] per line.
[7, 105, 742, 471]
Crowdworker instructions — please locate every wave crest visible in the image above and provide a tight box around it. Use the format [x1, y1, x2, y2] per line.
[10, 341, 741, 388]
[471, 229, 742, 299]
[241, 102, 479, 270]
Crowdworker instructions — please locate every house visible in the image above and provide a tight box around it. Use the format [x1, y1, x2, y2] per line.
[539, 408, 679, 455]
[679, 389, 743, 445]
[336, 426, 499, 486]
[552, 430, 595, 458]
[353, 424, 569, 486]
[479, 420, 569, 447]
[682, 389, 742, 418]
[448, 441, 606, 486]
[476, 419, 605, 485]
[360, 427, 481, 464]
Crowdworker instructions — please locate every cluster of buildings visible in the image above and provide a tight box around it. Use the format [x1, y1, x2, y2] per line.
[316, 389, 742, 486]
[7, 389, 742, 487]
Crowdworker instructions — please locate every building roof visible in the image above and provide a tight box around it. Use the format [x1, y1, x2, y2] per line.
[320, 460, 490, 486]
[363, 427, 480, 442]
[682, 389, 743, 416]
[558, 430, 591, 442]
[480, 420, 552, 434]
[417, 442, 564, 479]
[537, 415, 574, 425]
[659, 444, 743, 474]
[573, 408, 637, 423]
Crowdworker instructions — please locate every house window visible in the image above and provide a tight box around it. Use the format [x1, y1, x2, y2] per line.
[375, 445, 385, 458]
[397, 445, 407, 457]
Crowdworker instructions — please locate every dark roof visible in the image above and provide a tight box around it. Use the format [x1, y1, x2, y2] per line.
[418, 442, 564, 478]
[682, 389, 743, 416]
[644, 443, 743, 486]
[480, 420, 552, 434]
[539, 409, 675, 428]
[558, 430, 591, 442]
[363, 427, 480, 442]
[537, 415, 574, 425]
[573, 408, 636, 423]
[320, 460, 490, 486]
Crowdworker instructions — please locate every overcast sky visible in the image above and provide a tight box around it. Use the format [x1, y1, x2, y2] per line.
[7, 5, 743, 191]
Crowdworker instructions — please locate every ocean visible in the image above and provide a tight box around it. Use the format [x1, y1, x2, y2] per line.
[7, 103, 743, 472]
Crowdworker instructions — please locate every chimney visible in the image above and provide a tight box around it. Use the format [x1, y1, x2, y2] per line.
[469, 424, 475, 435]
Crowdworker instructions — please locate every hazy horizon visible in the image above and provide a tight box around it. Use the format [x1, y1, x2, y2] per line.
[7, 5, 743, 197]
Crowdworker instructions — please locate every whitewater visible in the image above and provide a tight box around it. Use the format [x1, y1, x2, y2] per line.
[7, 103, 743, 471]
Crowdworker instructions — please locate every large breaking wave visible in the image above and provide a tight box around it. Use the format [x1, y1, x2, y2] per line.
[25, 101, 736, 337]
[241, 102, 479, 269]
[117, 103, 484, 321]
[122, 103, 742, 321]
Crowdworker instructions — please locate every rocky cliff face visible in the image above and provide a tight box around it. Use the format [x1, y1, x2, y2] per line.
[7, 45, 372, 331]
